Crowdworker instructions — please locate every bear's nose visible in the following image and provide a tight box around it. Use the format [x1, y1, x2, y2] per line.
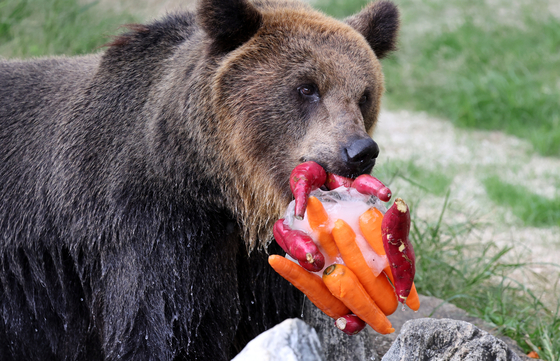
[343, 137, 379, 175]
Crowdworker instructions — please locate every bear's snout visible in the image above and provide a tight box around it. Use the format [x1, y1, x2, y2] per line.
[341, 136, 379, 177]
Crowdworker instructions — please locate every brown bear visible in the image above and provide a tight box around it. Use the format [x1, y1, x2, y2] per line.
[0, 0, 399, 359]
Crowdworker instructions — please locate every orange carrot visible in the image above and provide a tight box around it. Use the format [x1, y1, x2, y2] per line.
[383, 265, 420, 311]
[527, 351, 540, 359]
[405, 283, 420, 311]
[306, 196, 339, 258]
[331, 219, 398, 316]
[268, 255, 350, 319]
[359, 207, 385, 256]
[306, 196, 329, 230]
[323, 264, 395, 334]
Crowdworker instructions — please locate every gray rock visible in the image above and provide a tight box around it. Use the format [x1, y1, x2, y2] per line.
[303, 298, 383, 361]
[231, 318, 323, 361]
[234, 295, 532, 361]
[302, 295, 496, 360]
[382, 318, 523, 361]
[304, 295, 531, 361]
[385, 295, 531, 359]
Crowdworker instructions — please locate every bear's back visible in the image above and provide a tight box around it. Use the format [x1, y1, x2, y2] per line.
[0, 55, 99, 122]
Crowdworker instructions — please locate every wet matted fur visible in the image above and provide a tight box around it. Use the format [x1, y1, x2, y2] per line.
[0, 0, 399, 359]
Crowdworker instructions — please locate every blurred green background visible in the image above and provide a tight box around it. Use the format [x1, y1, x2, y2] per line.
[0, 0, 135, 57]
[2, 0, 558, 156]
[316, 0, 560, 157]
[1, 0, 559, 358]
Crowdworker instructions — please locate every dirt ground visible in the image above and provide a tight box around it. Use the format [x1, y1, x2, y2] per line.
[375, 109, 560, 300]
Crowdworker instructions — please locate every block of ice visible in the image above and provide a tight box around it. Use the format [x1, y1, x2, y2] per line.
[283, 186, 389, 277]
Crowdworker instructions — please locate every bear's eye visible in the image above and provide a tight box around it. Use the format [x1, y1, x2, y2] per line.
[359, 94, 368, 105]
[299, 85, 315, 96]
[297, 84, 320, 103]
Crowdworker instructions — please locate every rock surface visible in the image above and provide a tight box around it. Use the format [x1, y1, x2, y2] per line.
[233, 294, 533, 361]
[383, 295, 531, 360]
[302, 294, 532, 361]
[382, 318, 522, 361]
[303, 299, 384, 360]
[231, 318, 323, 361]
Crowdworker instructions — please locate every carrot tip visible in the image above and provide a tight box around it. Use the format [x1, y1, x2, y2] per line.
[324, 264, 336, 275]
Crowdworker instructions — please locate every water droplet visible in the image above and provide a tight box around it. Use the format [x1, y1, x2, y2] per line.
[145, 335, 149, 340]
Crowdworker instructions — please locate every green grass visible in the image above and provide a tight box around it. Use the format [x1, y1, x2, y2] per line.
[483, 175, 560, 228]
[376, 158, 560, 357]
[0, 0, 136, 58]
[374, 158, 454, 197]
[312, 0, 370, 18]
[384, 14, 560, 157]
[373, 155, 560, 358]
[314, 0, 560, 157]
[409, 193, 560, 360]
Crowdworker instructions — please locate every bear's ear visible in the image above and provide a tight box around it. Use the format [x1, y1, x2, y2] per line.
[197, 0, 263, 53]
[345, 1, 399, 59]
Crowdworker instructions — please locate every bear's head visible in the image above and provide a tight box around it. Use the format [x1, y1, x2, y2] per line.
[197, 0, 399, 249]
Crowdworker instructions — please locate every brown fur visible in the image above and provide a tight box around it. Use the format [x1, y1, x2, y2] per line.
[212, 1, 394, 249]
[0, 0, 399, 359]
